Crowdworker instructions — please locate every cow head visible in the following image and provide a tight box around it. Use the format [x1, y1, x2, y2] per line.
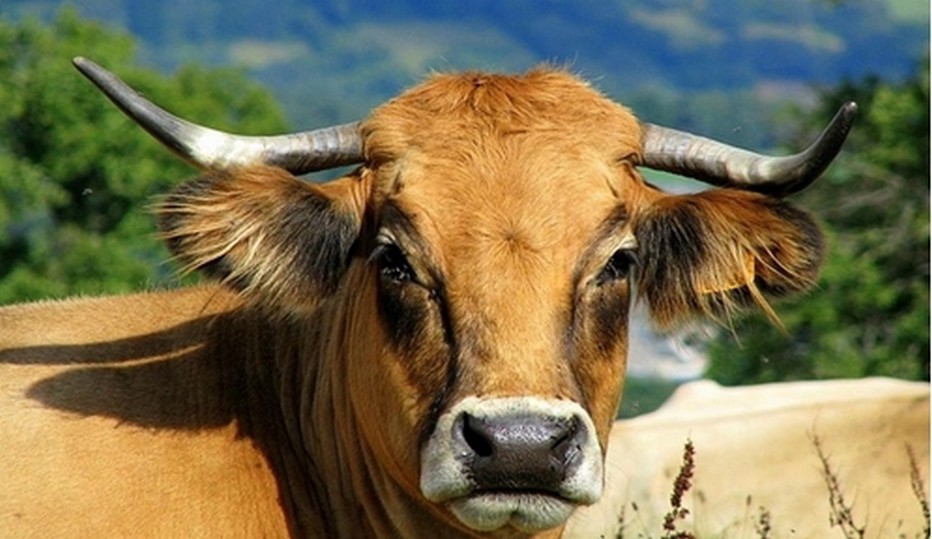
[74, 58, 854, 535]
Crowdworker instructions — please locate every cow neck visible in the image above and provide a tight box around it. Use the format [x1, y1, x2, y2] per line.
[212, 300, 404, 537]
[205, 306, 330, 537]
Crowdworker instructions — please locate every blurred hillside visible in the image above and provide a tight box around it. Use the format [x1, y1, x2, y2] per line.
[1, 0, 927, 149]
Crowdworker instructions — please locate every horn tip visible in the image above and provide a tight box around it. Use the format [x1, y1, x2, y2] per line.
[826, 101, 858, 149]
[72, 56, 107, 83]
[838, 101, 859, 126]
[72, 56, 92, 71]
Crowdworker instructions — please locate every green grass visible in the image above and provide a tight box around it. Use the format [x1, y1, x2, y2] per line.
[618, 377, 683, 419]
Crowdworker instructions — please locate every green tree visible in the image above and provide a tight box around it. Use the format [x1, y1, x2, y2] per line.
[706, 57, 930, 384]
[0, 10, 290, 304]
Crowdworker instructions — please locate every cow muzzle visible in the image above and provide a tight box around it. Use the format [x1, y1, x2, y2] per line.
[420, 396, 603, 532]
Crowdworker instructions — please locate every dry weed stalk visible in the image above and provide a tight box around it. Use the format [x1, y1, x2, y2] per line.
[613, 503, 626, 539]
[812, 434, 866, 539]
[906, 443, 930, 539]
[661, 439, 697, 539]
[754, 505, 773, 539]
[614, 499, 654, 539]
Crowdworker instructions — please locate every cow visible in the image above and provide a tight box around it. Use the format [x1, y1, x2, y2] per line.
[567, 377, 930, 538]
[0, 57, 862, 538]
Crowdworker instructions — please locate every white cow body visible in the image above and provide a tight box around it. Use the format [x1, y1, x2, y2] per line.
[568, 377, 930, 539]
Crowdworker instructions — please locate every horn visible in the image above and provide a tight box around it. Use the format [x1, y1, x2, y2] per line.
[72, 57, 364, 174]
[640, 102, 857, 197]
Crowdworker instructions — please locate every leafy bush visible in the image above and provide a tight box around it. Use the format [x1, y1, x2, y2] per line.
[0, 10, 290, 303]
[706, 57, 930, 383]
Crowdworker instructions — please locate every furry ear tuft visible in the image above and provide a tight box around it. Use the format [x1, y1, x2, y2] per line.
[157, 166, 365, 315]
[634, 189, 824, 329]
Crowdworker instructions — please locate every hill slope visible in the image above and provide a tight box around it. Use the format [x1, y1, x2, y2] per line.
[2, 0, 926, 138]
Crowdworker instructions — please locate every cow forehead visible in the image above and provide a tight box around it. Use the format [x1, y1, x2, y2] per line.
[363, 68, 643, 174]
[362, 68, 644, 273]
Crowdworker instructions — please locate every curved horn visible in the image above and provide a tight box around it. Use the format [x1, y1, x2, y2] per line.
[73, 57, 364, 174]
[640, 102, 857, 197]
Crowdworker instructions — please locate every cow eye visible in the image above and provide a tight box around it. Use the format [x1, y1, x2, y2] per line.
[596, 248, 637, 285]
[372, 243, 415, 283]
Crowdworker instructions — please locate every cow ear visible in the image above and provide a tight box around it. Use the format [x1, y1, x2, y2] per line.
[634, 189, 824, 329]
[157, 165, 367, 315]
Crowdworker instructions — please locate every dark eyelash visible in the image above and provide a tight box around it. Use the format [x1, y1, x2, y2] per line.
[371, 243, 415, 283]
[596, 249, 637, 285]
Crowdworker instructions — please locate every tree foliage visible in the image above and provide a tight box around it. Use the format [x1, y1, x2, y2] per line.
[0, 10, 290, 303]
[706, 57, 930, 383]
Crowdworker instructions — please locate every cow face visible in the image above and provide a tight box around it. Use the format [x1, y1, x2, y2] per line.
[154, 69, 825, 535]
[347, 72, 643, 532]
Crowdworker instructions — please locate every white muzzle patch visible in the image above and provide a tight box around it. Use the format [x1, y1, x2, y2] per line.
[420, 396, 603, 532]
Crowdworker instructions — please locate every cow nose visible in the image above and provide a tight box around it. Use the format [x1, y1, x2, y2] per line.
[456, 412, 585, 493]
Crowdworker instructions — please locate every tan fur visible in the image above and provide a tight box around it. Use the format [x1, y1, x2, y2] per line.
[1, 67, 840, 538]
[0, 287, 291, 537]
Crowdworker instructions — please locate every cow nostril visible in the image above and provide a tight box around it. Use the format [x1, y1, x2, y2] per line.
[551, 418, 580, 464]
[551, 419, 573, 446]
[461, 413, 494, 458]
